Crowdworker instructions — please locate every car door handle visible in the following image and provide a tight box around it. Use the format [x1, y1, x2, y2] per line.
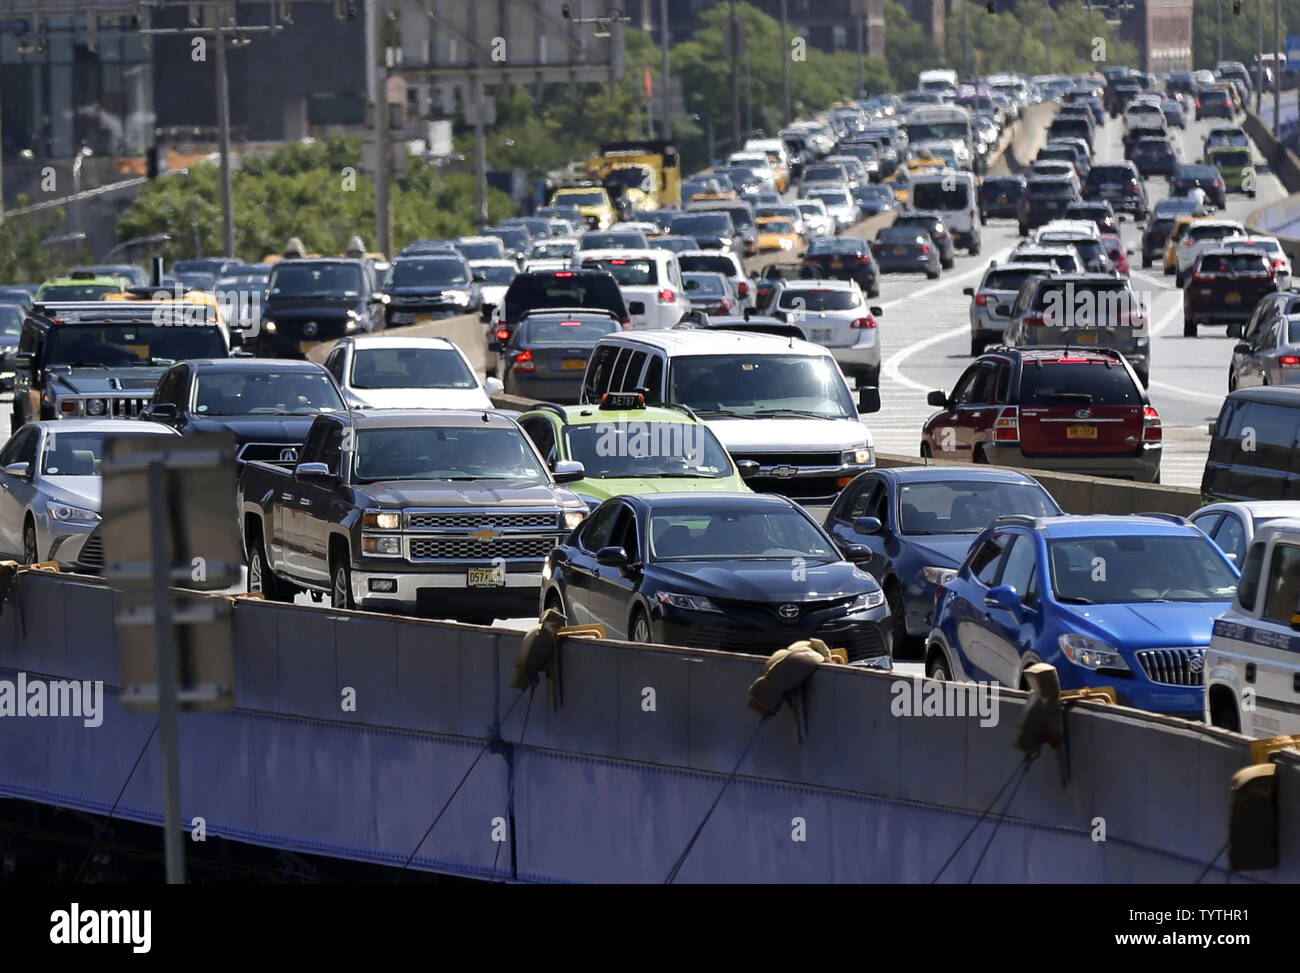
[298, 497, 311, 506]
[280, 493, 293, 501]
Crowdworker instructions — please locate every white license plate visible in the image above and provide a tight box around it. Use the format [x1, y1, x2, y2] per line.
[468, 566, 505, 588]
[811, 328, 833, 343]
[414, 314, 436, 324]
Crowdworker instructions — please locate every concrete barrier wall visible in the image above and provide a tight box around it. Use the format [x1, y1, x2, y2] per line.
[988, 102, 1060, 177]
[0, 570, 1291, 882]
[306, 312, 488, 373]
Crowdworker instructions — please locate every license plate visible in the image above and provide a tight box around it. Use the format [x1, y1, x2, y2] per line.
[562, 358, 586, 370]
[1103, 184, 1121, 193]
[830, 259, 844, 269]
[414, 314, 435, 324]
[996, 195, 1007, 203]
[1075, 332, 1099, 343]
[1225, 292, 1242, 304]
[894, 246, 908, 255]
[299, 341, 319, 353]
[1067, 425, 1099, 440]
[468, 566, 506, 588]
[811, 329, 832, 343]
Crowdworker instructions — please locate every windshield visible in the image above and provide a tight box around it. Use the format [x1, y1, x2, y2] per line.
[668, 353, 856, 419]
[556, 190, 606, 206]
[473, 264, 517, 285]
[349, 347, 477, 390]
[1049, 535, 1238, 603]
[907, 121, 969, 141]
[580, 257, 658, 286]
[678, 256, 735, 276]
[455, 240, 504, 261]
[269, 264, 363, 299]
[761, 221, 795, 234]
[1029, 182, 1075, 198]
[386, 259, 469, 288]
[684, 275, 727, 296]
[0, 305, 21, 336]
[353, 426, 547, 483]
[193, 370, 343, 416]
[912, 183, 970, 209]
[38, 284, 120, 301]
[41, 431, 171, 476]
[809, 190, 849, 206]
[776, 289, 860, 311]
[1215, 150, 1251, 166]
[899, 481, 1058, 534]
[529, 241, 575, 258]
[983, 268, 1044, 292]
[565, 421, 732, 479]
[46, 322, 227, 367]
[671, 214, 732, 235]
[649, 505, 836, 560]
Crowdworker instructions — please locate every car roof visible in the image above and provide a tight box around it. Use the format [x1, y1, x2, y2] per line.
[772, 278, 858, 291]
[343, 335, 458, 350]
[624, 491, 795, 511]
[188, 358, 329, 371]
[1034, 515, 1201, 539]
[1226, 386, 1300, 407]
[32, 418, 179, 435]
[1197, 501, 1300, 520]
[577, 248, 666, 261]
[540, 403, 703, 427]
[883, 465, 1043, 485]
[594, 328, 833, 357]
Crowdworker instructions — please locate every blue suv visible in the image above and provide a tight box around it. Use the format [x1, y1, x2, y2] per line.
[924, 514, 1240, 718]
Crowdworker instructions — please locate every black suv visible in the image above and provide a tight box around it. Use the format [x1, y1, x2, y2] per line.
[1170, 164, 1227, 209]
[491, 268, 629, 351]
[1130, 136, 1178, 178]
[12, 300, 231, 432]
[383, 253, 482, 325]
[1082, 162, 1148, 218]
[891, 211, 956, 270]
[1202, 387, 1300, 502]
[256, 258, 387, 359]
[978, 174, 1027, 221]
[1017, 177, 1080, 235]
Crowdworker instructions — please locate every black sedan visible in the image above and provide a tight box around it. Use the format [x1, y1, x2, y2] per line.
[822, 466, 1062, 655]
[541, 493, 894, 666]
[978, 175, 1027, 221]
[801, 237, 879, 297]
[871, 228, 940, 279]
[498, 309, 622, 403]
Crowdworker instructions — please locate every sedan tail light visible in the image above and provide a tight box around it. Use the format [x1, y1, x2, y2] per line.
[994, 406, 1020, 442]
[919, 245, 931, 254]
[737, 282, 750, 296]
[851, 316, 878, 329]
[658, 288, 676, 303]
[974, 293, 990, 306]
[720, 298, 735, 313]
[511, 349, 535, 373]
[1281, 355, 1300, 368]
[496, 328, 511, 341]
[1142, 404, 1162, 442]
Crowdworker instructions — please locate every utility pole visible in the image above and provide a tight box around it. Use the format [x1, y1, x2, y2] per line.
[730, 0, 741, 150]
[660, 0, 672, 141]
[1276, 0, 1282, 136]
[213, 9, 235, 258]
[1257, 0, 1264, 114]
[781, 0, 791, 125]
[746, 42, 753, 136]
[856, 6, 865, 98]
[1044, 0, 1052, 76]
[372, 0, 392, 254]
[963, 0, 971, 79]
[475, 75, 488, 229]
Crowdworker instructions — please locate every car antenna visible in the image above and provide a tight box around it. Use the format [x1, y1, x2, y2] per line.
[482, 411, 491, 422]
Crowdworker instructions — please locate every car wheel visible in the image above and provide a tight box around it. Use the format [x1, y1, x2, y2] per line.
[970, 336, 983, 357]
[925, 645, 952, 681]
[1183, 317, 1197, 337]
[22, 520, 38, 565]
[1163, 263, 1173, 276]
[1135, 368, 1148, 388]
[973, 444, 990, 464]
[1018, 224, 1028, 236]
[331, 556, 355, 611]
[884, 582, 917, 661]
[869, 285, 880, 299]
[544, 589, 567, 622]
[1142, 256, 1152, 269]
[1175, 271, 1186, 288]
[920, 441, 933, 459]
[941, 256, 954, 270]
[969, 241, 980, 256]
[630, 608, 653, 644]
[247, 535, 291, 603]
[926, 267, 940, 280]
[1228, 368, 1238, 392]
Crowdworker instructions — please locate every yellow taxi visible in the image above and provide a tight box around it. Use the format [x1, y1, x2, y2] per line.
[1163, 213, 1210, 276]
[755, 215, 805, 254]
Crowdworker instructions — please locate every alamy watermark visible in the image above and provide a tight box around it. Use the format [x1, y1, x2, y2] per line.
[594, 420, 704, 462]
[890, 676, 1001, 727]
[0, 672, 102, 727]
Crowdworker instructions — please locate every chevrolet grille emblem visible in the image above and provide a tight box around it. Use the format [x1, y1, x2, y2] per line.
[470, 527, 501, 542]
[770, 465, 799, 479]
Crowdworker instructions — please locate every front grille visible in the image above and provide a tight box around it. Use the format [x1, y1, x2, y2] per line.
[77, 529, 103, 569]
[109, 397, 150, 418]
[749, 476, 844, 500]
[1136, 648, 1205, 686]
[407, 511, 558, 530]
[237, 442, 302, 464]
[688, 623, 886, 662]
[409, 536, 562, 560]
[732, 451, 841, 468]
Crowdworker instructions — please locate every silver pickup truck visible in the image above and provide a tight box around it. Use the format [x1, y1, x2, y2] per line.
[237, 409, 588, 623]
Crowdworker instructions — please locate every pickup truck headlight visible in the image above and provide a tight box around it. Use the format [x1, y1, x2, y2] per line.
[363, 511, 400, 530]
[362, 536, 402, 555]
[47, 500, 99, 522]
[563, 510, 587, 529]
[656, 591, 722, 613]
[263, 319, 277, 332]
[1058, 633, 1130, 672]
[841, 446, 872, 465]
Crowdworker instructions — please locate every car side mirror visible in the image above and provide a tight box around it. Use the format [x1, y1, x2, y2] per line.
[146, 402, 179, 421]
[595, 545, 630, 567]
[853, 515, 883, 535]
[484, 376, 504, 396]
[552, 459, 585, 484]
[1234, 342, 1251, 354]
[844, 544, 872, 561]
[869, 305, 883, 317]
[736, 459, 760, 479]
[2, 461, 30, 479]
[858, 387, 880, 413]
[294, 461, 334, 480]
[927, 389, 949, 408]
[984, 584, 1021, 614]
[962, 287, 974, 296]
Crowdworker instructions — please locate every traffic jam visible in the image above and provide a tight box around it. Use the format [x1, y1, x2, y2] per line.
[7, 63, 1300, 739]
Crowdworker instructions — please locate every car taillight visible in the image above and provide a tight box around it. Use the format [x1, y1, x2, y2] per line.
[1127, 185, 1140, 194]
[1275, 258, 1287, 269]
[720, 298, 734, 313]
[994, 406, 1020, 442]
[851, 316, 877, 329]
[1191, 270, 1213, 282]
[738, 282, 749, 296]
[496, 328, 510, 341]
[1282, 355, 1300, 368]
[1196, 99, 1202, 107]
[919, 245, 931, 254]
[1023, 312, 1045, 327]
[511, 349, 535, 373]
[1182, 237, 1195, 247]
[1214, 179, 1223, 187]
[621, 316, 631, 328]
[975, 293, 989, 306]
[1142, 404, 1162, 442]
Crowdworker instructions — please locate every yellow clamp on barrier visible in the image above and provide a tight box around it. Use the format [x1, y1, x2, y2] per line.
[556, 623, 606, 640]
[24, 561, 60, 573]
[827, 648, 849, 665]
[1059, 687, 1118, 705]
[1249, 734, 1300, 765]
[233, 592, 266, 601]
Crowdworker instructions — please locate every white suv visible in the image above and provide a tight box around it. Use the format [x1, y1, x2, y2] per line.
[764, 278, 883, 388]
[574, 248, 693, 330]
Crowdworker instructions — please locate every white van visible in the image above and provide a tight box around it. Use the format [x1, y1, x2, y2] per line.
[907, 169, 980, 254]
[1205, 519, 1300, 736]
[574, 249, 693, 330]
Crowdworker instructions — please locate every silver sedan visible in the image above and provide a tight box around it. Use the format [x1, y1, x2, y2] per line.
[0, 419, 180, 569]
[1230, 314, 1300, 390]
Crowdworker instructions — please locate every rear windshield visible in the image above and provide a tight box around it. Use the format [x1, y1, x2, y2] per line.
[1019, 360, 1141, 405]
[1188, 224, 1240, 241]
[1196, 253, 1269, 274]
[1033, 281, 1140, 322]
[671, 213, 733, 235]
[1088, 166, 1134, 183]
[519, 317, 620, 344]
[983, 268, 1045, 292]
[1214, 150, 1251, 166]
[505, 275, 625, 318]
[776, 289, 860, 311]
[1029, 181, 1075, 198]
[1202, 91, 1230, 103]
[678, 255, 737, 277]
[912, 183, 970, 209]
[580, 257, 659, 286]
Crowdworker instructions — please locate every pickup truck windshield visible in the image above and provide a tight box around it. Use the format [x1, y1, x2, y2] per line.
[353, 426, 548, 483]
[46, 323, 227, 366]
[194, 370, 344, 416]
[37, 284, 122, 301]
[350, 348, 478, 389]
[269, 264, 363, 299]
[564, 422, 731, 479]
[668, 353, 856, 419]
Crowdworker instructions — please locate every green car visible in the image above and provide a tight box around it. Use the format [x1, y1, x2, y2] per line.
[35, 272, 132, 302]
[517, 393, 754, 508]
[1207, 145, 1256, 197]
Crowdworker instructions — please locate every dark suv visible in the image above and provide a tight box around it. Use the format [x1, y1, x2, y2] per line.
[491, 268, 629, 351]
[1130, 136, 1179, 178]
[978, 175, 1027, 221]
[1082, 162, 1147, 219]
[890, 212, 956, 269]
[1196, 88, 1236, 121]
[921, 346, 1161, 482]
[1182, 248, 1280, 337]
[1170, 164, 1227, 209]
[1017, 178, 1080, 235]
[801, 237, 880, 296]
[256, 258, 387, 358]
[383, 253, 481, 325]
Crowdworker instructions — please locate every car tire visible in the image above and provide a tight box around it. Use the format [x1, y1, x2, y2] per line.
[1229, 368, 1238, 392]
[630, 607, 653, 644]
[544, 589, 568, 622]
[973, 445, 990, 464]
[941, 256, 954, 271]
[1184, 317, 1197, 337]
[920, 441, 933, 459]
[925, 644, 952, 681]
[1175, 271, 1186, 288]
[1018, 224, 1028, 236]
[22, 520, 38, 565]
[969, 240, 980, 256]
[970, 336, 983, 357]
[926, 267, 940, 280]
[884, 581, 917, 661]
[859, 366, 880, 388]
[1135, 368, 1148, 388]
[869, 285, 881, 299]
[1142, 256, 1152, 269]
[247, 535, 292, 603]
[331, 555, 355, 611]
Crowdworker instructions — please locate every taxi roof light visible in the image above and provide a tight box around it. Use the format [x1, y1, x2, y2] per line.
[600, 392, 645, 410]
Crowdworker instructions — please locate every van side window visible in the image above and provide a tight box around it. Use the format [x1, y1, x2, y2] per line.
[609, 348, 635, 391]
[1262, 543, 1300, 624]
[620, 351, 648, 391]
[1237, 541, 1266, 613]
[583, 345, 620, 401]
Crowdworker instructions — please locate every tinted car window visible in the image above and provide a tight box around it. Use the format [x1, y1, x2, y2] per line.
[1018, 361, 1142, 405]
[505, 274, 626, 320]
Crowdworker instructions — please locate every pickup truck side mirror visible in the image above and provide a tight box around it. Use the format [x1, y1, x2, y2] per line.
[294, 461, 334, 480]
[736, 459, 759, 479]
[858, 386, 880, 414]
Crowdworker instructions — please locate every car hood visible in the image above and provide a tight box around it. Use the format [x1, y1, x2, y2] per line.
[41, 477, 101, 510]
[651, 560, 873, 602]
[361, 480, 578, 509]
[704, 416, 874, 450]
[387, 285, 471, 298]
[1063, 600, 1233, 649]
[577, 475, 749, 502]
[902, 533, 982, 566]
[186, 414, 321, 442]
[347, 387, 491, 410]
[47, 368, 166, 394]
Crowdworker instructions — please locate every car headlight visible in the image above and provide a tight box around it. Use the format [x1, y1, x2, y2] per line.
[564, 510, 587, 530]
[361, 535, 402, 555]
[922, 565, 958, 585]
[656, 591, 722, 613]
[779, 239, 793, 249]
[850, 588, 886, 612]
[444, 290, 470, 305]
[263, 319, 277, 332]
[85, 398, 107, 416]
[46, 500, 99, 522]
[1058, 633, 1130, 671]
[841, 446, 872, 465]
[363, 511, 401, 530]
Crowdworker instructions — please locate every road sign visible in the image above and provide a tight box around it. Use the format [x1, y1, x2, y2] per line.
[1287, 35, 1300, 71]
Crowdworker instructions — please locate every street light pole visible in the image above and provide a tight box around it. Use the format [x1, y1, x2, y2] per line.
[780, 0, 790, 126]
[1257, 0, 1264, 115]
[1044, 0, 1052, 76]
[1275, 0, 1281, 136]
[213, 14, 235, 258]
[730, 0, 741, 150]
[660, 0, 671, 141]
[1217, 0, 1223, 64]
[963, 1, 971, 79]
[372, 0, 392, 254]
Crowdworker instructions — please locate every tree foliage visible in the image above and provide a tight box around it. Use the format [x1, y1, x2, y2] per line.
[938, 1, 1139, 78]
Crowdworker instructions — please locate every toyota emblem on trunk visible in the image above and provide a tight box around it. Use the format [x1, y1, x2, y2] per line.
[778, 604, 799, 620]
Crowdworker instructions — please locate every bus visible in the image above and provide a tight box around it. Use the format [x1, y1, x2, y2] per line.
[904, 105, 974, 170]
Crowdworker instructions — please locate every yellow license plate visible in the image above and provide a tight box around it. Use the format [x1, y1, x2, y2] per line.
[562, 359, 586, 370]
[467, 566, 505, 588]
[299, 341, 319, 353]
[996, 195, 1008, 203]
[414, 314, 435, 324]
[894, 246, 908, 255]
[1067, 425, 1099, 440]
[831, 260, 844, 268]
[1225, 293, 1242, 304]
[1075, 333, 1099, 343]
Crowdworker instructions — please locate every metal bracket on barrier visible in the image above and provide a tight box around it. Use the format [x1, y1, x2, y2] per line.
[789, 684, 809, 743]
[545, 623, 604, 712]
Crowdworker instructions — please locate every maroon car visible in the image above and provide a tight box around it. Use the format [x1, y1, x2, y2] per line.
[920, 346, 1162, 482]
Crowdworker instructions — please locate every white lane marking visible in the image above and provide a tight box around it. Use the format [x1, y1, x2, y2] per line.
[878, 246, 1012, 310]
[1148, 380, 1225, 402]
